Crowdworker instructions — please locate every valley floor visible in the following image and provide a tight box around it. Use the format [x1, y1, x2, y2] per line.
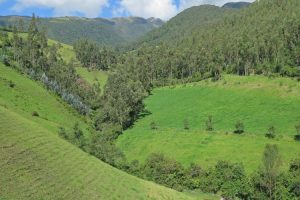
[117, 75, 300, 172]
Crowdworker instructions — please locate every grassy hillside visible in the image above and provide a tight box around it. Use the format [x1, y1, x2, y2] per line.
[0, 63, 202, 199]
[0, 106, 196, 200]
[0, 64, 89, 135]
[0, 16, 164, 47]
[117, 75, 300, 172]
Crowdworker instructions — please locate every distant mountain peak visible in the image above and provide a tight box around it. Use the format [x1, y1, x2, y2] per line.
[222, 2, 251, 9]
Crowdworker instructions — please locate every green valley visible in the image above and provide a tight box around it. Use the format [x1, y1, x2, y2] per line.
[117, 75, 300, 171]
[1, 0, 300, 199]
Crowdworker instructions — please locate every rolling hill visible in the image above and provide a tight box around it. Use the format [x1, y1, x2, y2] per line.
[0, 62, 200, 200]
[0, 16, 164, 47]
[117, 75, 300, 172]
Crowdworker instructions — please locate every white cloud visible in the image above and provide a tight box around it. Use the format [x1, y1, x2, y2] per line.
[179, 0, 255, 11]
[117, 0, 178, 20]
[12, 0, 109, 18]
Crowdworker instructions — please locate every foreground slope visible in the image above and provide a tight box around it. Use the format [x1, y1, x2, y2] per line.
[117, 75, 300, 172]
[0, 64, 195, 199]
[0, 106, 194, 200]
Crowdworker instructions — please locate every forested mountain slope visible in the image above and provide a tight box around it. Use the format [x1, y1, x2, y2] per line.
[0, 16, 164, 46]
[133, 5, 233, 47]
[125, 0, 299, 85]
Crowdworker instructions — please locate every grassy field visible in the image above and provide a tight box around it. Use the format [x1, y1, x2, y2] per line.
[117, 75, 300, 172]
[0, 106, 198, 200]
[76, 67, 108, 91]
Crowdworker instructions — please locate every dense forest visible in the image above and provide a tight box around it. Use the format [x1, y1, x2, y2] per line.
[123, 0, 300, 85]
[1, 0, 300, 199]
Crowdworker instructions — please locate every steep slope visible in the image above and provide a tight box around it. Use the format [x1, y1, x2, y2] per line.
[0, 63, 195, 200]
[132, 5, 233, 47]
[0, 106, 194, 200]
[0, 16, 164, 46]
[0, 64, 89, 135]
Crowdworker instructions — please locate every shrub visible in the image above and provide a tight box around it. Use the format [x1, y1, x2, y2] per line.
[9, 81, 16, 88]
[265, 126, 276, 139]
[143, 153, 186, 191]
[295, 125, 300, 141]
[206, 115, 214, 131]
[58, 127, 68, 139]
[184, 118, 189, 130]
[32, 111, 40, 117]
[234, 121, 244, 134]
[150, 121, 158, 130]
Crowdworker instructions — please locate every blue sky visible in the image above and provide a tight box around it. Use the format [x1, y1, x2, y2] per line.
[0, 0, 255, 20]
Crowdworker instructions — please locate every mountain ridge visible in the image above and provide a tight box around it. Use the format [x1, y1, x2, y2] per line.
[0, 15, 164, 47]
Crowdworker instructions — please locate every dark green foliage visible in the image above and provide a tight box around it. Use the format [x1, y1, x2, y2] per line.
[58, 127, 68, 140]
[8, 80, 15, 88]
[88, 124, 126, 167]
[266, 126, 276, 139]
[73, 39, 116, 70]
[142, 153, 186, 191]
[31, 111, 39, 117]
[234, 120, 244, 134]
[184, 163, 203, 190]
[295, 125, 300, 141]
[205, 115, 214, 131]
[199, 161, 252, 199]
[98, 67, 147, 129]
[72, 122, 85, 149]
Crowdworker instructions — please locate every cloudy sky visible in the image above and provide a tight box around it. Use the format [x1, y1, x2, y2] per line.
[0, 0, 255, 20]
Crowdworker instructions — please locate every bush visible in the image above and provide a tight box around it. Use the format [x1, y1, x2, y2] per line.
[143, 153, 186, 191]
[183, 118, 189, 130]
[150, 121, 158, 130]
[58, 127, 68, 139]
[265, 126, 276, 139]
[32, 111, 40, 117]
[206, 115, 214, 131]
[234, 121, 244, 134]
[295, 125, 300, 141]
[9, 81, 16, 88]
[294, 135, 300, 141]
